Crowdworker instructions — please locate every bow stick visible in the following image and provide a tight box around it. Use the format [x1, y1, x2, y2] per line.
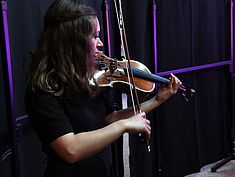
[113, 0, 151, 151]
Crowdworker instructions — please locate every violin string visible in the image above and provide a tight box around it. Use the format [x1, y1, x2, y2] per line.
[130, 67, 191, 94]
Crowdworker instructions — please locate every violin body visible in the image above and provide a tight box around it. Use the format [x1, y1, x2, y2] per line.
[93, 52, 195, 101]
[93, 59, 155, 94]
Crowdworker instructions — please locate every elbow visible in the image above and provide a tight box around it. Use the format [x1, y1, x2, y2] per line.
[65, 157, 77, 164]
[62, 148, 81, 164]
[64, 153, 77, 164]
[50, 133, 84, 164]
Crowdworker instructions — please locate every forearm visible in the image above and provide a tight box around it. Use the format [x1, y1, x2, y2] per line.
[140, 94, 167, 113]
[51, 120, 127, 163]
[74, 121, 126, 159]
[106, 95, 165, 124]
[105, 107, 134, 123]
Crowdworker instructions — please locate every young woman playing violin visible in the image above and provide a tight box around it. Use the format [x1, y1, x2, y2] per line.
[24, 0, 182, 177]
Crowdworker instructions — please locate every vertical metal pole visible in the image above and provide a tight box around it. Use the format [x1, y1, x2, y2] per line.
[230, 0, 235, 160]
[122, 93, 130, 177]
[104, 0, 112, 56]
[230, 0, 234, 75]
[153, 1, 163, 176]
[1, 1, 20, 177]
[153, 0, 158, 74]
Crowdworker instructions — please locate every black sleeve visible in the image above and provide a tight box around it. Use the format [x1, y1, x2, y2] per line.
[25, 87, 73, 145]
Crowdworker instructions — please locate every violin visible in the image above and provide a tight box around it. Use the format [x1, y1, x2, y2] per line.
[93, 52, 195, 102]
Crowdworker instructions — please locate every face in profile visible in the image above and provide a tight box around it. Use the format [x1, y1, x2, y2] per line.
[90, 17, 103, 57]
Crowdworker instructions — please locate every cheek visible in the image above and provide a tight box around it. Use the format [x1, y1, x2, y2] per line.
[91, 39, 97, 48]
[90, 39, 98, 54]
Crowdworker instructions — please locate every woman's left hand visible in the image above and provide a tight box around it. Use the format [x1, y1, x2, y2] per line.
[155, 73, 182, 103]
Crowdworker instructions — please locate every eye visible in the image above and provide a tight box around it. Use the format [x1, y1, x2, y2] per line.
[91, 32, 100, 40]
[93, 32, 100, 39]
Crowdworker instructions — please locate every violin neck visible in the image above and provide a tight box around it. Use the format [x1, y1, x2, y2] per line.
[130, 67, 170, 84]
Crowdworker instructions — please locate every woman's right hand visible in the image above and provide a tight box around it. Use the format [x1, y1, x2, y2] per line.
[123, 112, 151, 140]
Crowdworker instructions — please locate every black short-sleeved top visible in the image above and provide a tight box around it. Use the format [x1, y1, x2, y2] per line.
[25, 86, 114, 177]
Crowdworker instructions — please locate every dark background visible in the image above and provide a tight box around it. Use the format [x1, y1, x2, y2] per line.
[0, 0, 234, 177]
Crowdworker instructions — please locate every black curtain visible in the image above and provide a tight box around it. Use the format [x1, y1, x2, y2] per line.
[121, 0, 232, 177]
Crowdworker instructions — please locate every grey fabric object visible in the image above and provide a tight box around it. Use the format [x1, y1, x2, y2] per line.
[185, 160, 235, 177]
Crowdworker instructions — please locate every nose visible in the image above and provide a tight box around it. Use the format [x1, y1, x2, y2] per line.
[97, 37, 103, 48]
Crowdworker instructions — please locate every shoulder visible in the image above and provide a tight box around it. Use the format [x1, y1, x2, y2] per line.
[24, 84, 63, 115]
[24, 84, 74, 144]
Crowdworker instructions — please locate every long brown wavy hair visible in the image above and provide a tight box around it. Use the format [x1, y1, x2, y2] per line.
[30, 0, 98, 97]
